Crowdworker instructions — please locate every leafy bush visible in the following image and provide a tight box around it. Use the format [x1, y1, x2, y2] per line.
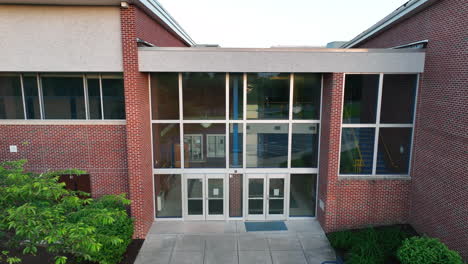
[397, 236, 463, 264]
[0, 160, 133, 264]
[328, 226, 412, 264]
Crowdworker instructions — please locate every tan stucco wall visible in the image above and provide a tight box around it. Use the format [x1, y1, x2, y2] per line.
[0, 5, 123, 72]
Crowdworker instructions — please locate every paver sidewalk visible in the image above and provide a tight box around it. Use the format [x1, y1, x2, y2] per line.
[135, 220, 335, 264]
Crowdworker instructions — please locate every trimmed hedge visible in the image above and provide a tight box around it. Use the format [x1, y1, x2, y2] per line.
[397, 236, 463, 264]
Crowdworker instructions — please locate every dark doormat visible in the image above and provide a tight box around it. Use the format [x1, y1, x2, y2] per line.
[245, 221, 288, 232]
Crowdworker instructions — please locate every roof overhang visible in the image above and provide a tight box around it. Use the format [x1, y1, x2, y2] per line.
[138, 47, 426, 73]
[342, 0, 437, 48]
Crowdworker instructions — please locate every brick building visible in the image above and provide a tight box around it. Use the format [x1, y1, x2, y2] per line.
[0, 0, 465, 260]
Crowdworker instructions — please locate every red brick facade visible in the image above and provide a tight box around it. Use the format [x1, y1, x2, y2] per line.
[0, 125, 128, 197]
[318, 74, 411, 233]
[354, 0, 467, 258]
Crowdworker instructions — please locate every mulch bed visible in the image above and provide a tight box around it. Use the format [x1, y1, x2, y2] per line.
[0, 239, 144, 264]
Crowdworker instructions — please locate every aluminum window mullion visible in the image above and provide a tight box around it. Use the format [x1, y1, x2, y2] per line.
[372, 73, 384, 175]
[37, 73, 44, 120]
[287, 73, 294, 169]
[179, 73, 185, 169]
[83, 75, 90, 120]
[242, 73, 247, 169]
[19, 74, 27, 120]
[99, 74, 104, 120]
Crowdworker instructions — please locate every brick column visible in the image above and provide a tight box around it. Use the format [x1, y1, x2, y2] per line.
[120, 5, 154, 238]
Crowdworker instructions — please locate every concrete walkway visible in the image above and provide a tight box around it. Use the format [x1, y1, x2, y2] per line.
[135, 220, 336, 264]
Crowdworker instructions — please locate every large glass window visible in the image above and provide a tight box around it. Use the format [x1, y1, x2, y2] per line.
[153, 123, 181, 168]
[246, 124, 288, 168]
[42, 75, 86, 119]
[229, 124, 243, 168]
[87, 75, 102, 120]
[154, 174, 182, 218]
[23, 74, 41, 119]
[342, 74, 379, 124]
[380, 74, 417, 124]
[182, 72, 225, 120]
[229, 73, 244, 120]
[376, 128, 412, 174]
[340, 74, 417, 176]
[183, 123, 225, 168]
[289, 174, 316, 217]
[102, 75, 125, 119]
[293, 73, 321, 120]
[291, 124, 319, 168]
[247, 73, 289, 120]
[151, 73, 179, 120]
[0, 74, 24, 119]
[340, 128, 375, 174]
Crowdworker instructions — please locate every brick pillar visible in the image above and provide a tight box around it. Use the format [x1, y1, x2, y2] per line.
[120, 5, 154, 238]
[317, 73, 344, 232]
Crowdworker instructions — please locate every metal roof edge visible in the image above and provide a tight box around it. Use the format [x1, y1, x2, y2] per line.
[342, 0, 436, 48]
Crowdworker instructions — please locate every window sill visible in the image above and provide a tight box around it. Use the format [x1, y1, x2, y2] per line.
[0, 119, 126, 125]
[338, 175, 411, 181]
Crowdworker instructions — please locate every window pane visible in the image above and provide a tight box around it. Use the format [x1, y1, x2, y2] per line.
[229, 124, 243, 168]
[380, 74, 417, 124]
[23, 74, 41, 119]
[343, 74, 379, 124]
[247, 73, 289, 120]
[289, 174, 316, 217]
[42, 75, 86, 119]
[376, 128, 412, 174]
[229, 73, 243, 120]
[229, 174, 243, 217]
[291, 124, 319, 168]
[293, 73, 321, 119]
[87, 76, 102, 119]
[153, 123, 181, 168]
[246, 124, 288, 168]
[154, 174, 182, 218]
[102, 76, 125, 119]
[0, 74, 23, 119]
[183, 72, 225, 120]
[340, 128, 375, 174]
[183, 123, 225, 168]
[151, 73, 179, 120]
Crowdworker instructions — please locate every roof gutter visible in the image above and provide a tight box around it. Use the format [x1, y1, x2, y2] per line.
[342, 0, 434, 48]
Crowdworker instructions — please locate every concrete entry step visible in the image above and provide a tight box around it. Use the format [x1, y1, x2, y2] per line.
[135, 219, 336, 264]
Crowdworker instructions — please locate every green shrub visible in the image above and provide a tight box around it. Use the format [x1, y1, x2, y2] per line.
[347, 242, 385, 264]
[328, 230, 355, 249]
[397, 236, 463, 264]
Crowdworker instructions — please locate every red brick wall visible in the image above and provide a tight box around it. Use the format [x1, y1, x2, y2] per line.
[355, 0, 467, 258]
[318, 73, 411, 233]
[0, 125, 128, 197]
[120, 5, 154, 239]
[135, 7, 189, 47]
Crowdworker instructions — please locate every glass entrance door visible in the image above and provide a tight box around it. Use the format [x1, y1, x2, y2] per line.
[185, 174, 225, 220]
[246, 174, 286, 220]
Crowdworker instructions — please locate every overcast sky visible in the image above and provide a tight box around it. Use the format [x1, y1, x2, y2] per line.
[157, 0, 408, 47]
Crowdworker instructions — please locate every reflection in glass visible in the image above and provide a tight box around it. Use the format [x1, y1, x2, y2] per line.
[183, 72, 225, 120]
[269, 200, 284, 215]
[42, 75, 86, 119]
[87, 76, 102, 119]
[380, 74, 417, 124]
[154, 174, 182, 218]
[187, 178, 203, 215]
[340, 128, 375, 174]
[183, 123, 225, 168]
[0, 74, 24, 119]
[249, 179, 264, 198]
[229, 174, 243, 217]
[208, 178, 223, 215]
[151, 73, 179, 120]
[229, 73, 243, 120]
[291, 124, 319, 168]
[343, 74, 379, 124]
[23, 74, 41, 119]
[246, 124, 288, 168]
[229, 124, 243, 168]
[376, 128, 412, 174]
[289, 174, 316, 217]
[293, 73, 321, 119]
[153, 123, 181, 168]
[102, 75, 125, 119]
[247, 73, 289, 119]
[268, 178, 284, 215]
[249, 200, 263, 215]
